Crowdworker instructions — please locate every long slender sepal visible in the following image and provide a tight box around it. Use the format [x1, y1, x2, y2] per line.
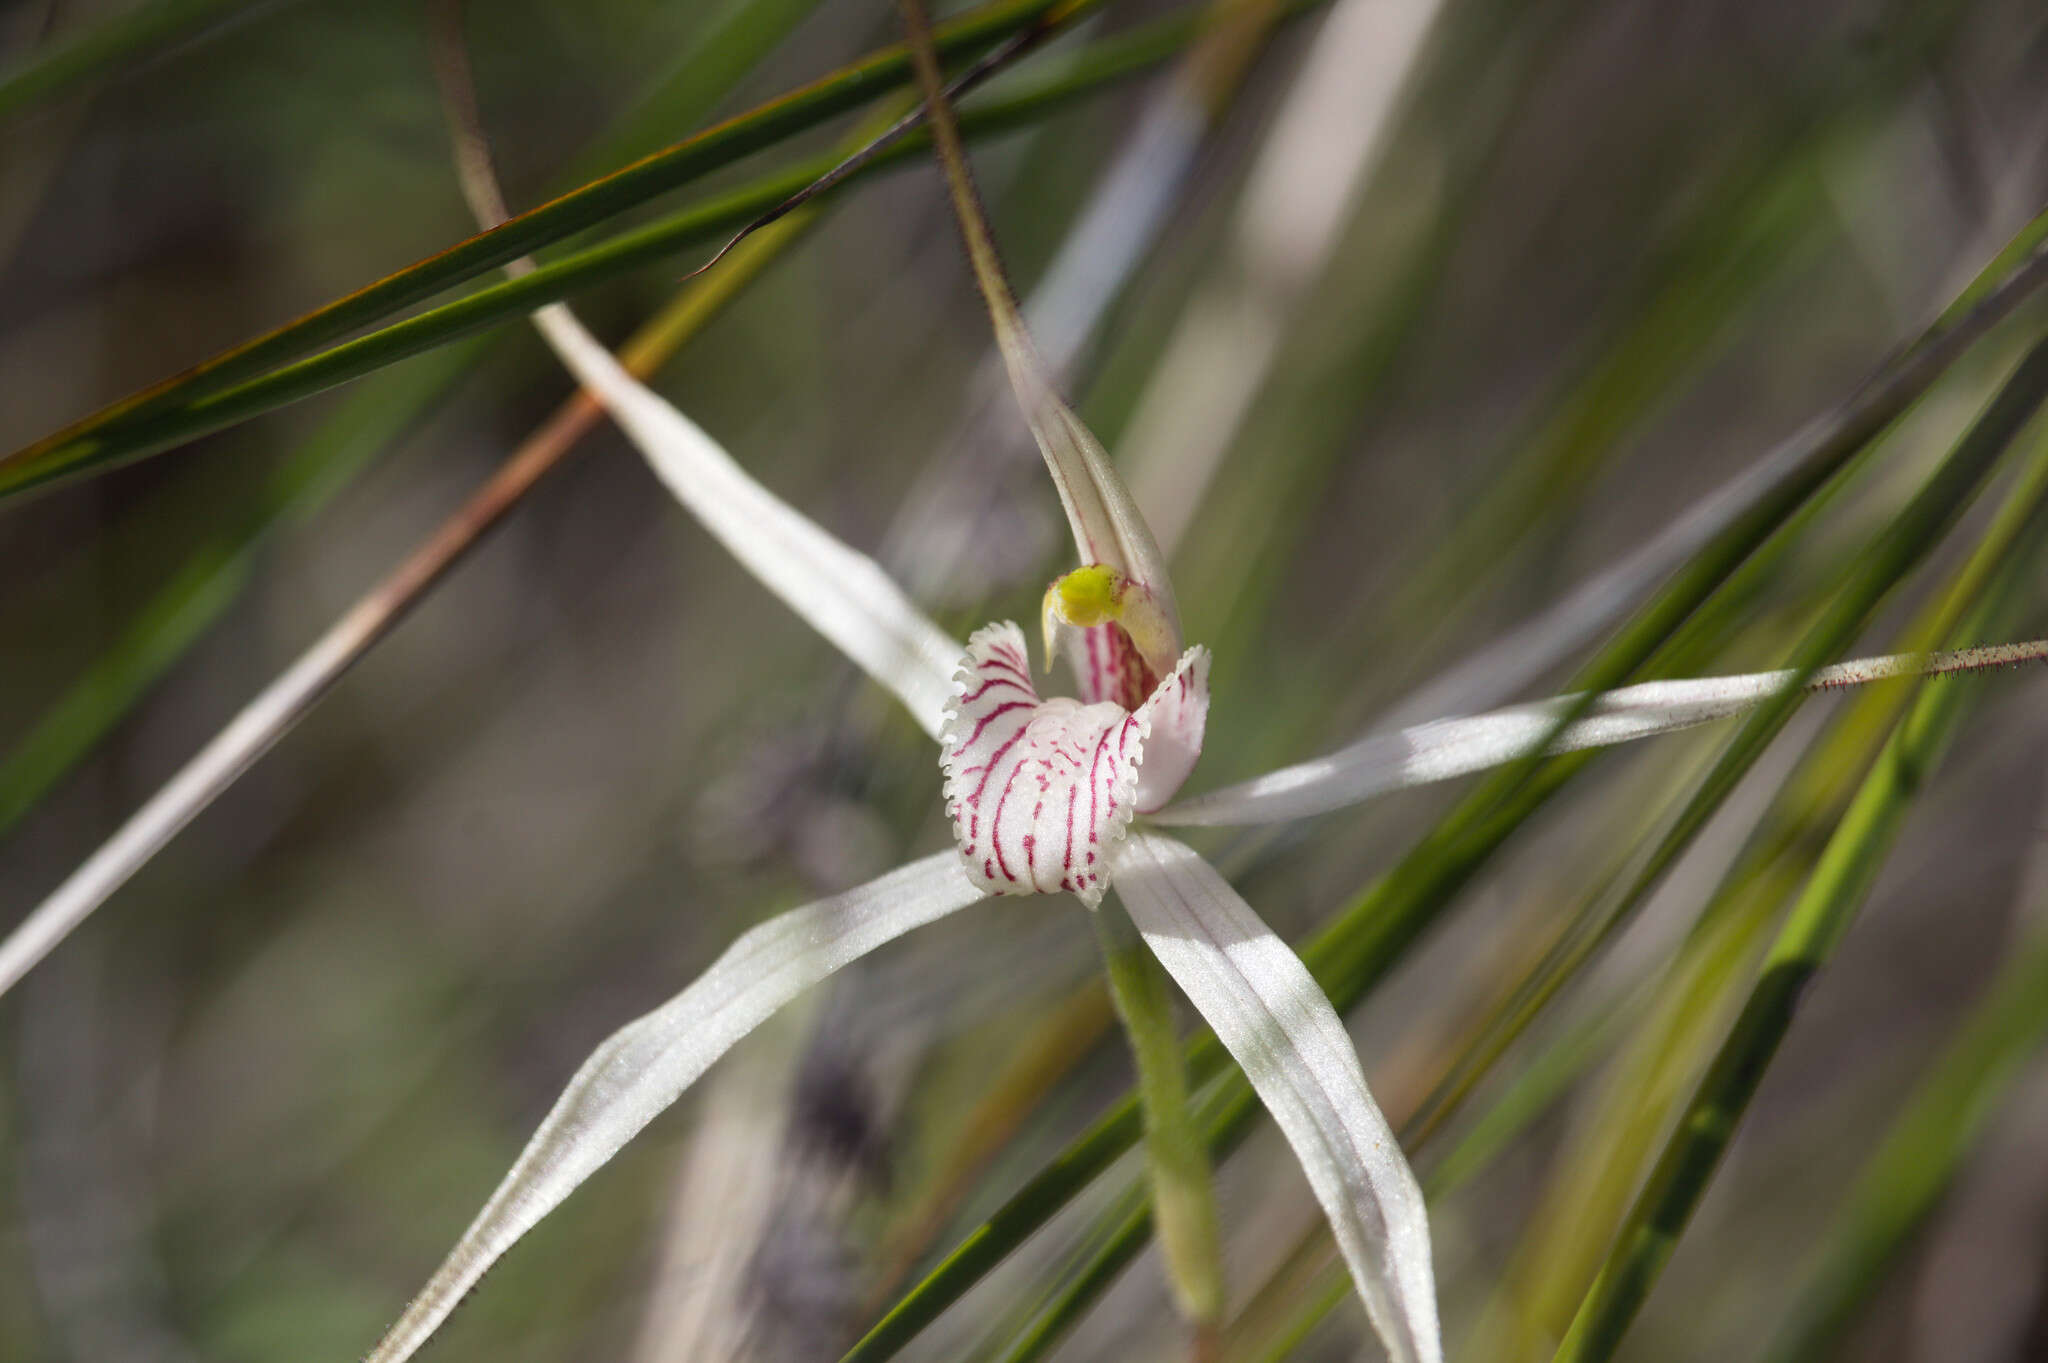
[1153, 640, 2048, 827]
[529, 305, 965, 738]
[1110, 834, 1442, 1363]
[433, 6, 963, 739]
[896, 0, 1181, 677]
[363, 853, 987, 1363]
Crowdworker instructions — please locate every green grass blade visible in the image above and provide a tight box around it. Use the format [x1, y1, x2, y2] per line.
[0, 0, 830, 843]
[1551, 342, 2048, 1363]
[0, 0, 1091, 496]
[1759, 928, 2048, 1363]
[0, 0, 1266, 505]
[1093, 905, 1224, 1329]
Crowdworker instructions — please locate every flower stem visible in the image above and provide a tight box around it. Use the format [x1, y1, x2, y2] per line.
[1094, 902, 1227, 1335]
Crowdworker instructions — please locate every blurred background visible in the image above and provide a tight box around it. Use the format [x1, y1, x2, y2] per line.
[2, 0, 2048, 1360]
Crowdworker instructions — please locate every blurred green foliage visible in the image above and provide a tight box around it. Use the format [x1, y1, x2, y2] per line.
[2, 1, 2048, 1361]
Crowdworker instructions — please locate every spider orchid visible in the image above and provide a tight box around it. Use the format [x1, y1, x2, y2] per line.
[347, 284, 2048, 1363]
[338, 20, 2048, 1363]
[1, 15, 2041, 1363]
[359, 237, 1455, 1363]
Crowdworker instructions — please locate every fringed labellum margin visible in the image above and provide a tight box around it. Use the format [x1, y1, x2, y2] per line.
[941, 620, 1209, 905]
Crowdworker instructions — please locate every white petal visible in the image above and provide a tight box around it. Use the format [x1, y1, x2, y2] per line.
[1153, 640, 2048, 827]
[1133, 643, 1210, 813]
[1110, 835, 1441, 1363]
[528, 305, 963, 739]
[941, 623, 1139, 905]
[940, 623, 1208, 905]
[362, 852, 985, 1363]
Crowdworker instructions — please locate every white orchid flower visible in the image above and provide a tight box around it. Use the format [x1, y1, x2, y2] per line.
[363, 285, 1457, 1363]
[356, 285, 2048, 1363]
[350, 32, 2048, 1363]
[5, 19, 2043, 1363]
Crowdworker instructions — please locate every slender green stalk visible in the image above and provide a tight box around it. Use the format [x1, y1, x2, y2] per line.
[0, 0, 1096, 498]
[1093, 904, 1225, 1331]
[0, 0, 1291, 505]
[1404, 398, 2048, 1160]
[996, 1079, 1262, 1363]
[1760, 927, 2048, 1363]
[1551, 413, 2048, 1363]
[1487, 332, 2048, 1352]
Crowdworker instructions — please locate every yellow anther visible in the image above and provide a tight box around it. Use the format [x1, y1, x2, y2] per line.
[1056, 564, 1121, 624]
[1041, 564, 1178, 680]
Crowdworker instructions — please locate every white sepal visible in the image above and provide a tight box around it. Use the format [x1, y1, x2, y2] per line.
[529, 305, 964, 739]
[1009, 368, 1185, 676]
[1153, 641, 2048, 827]
[1110, 834, 1442, 1363]
[362, 852, 986, 1363]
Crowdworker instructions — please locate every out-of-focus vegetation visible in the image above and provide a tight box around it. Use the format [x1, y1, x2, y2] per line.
[1, 0, 2047, 1360]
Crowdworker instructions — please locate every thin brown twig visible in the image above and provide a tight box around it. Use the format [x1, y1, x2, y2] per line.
[673, 18, 1056, 286]
[0, 3, 871, 998]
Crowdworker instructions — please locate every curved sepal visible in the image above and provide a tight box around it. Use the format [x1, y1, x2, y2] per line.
[897, 3, 1183, 667]
[529, 305, 965, 739]
[1154, 640, 2048, 827]
[361, 852, 986, 1363]
[1111, 834, 1443, 1363]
